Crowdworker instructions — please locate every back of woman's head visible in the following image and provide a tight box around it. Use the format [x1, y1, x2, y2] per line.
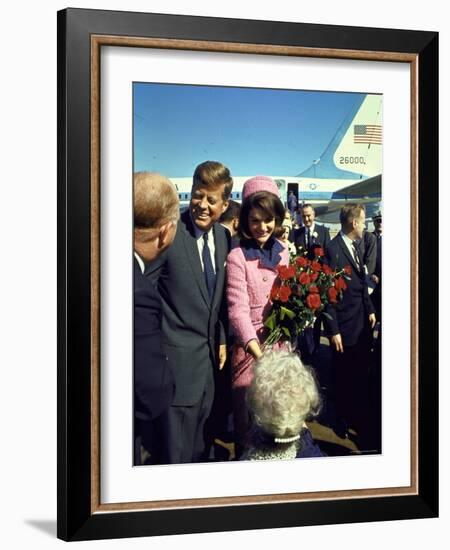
[247, 349, 320, 439]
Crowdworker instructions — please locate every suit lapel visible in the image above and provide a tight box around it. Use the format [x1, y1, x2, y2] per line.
[211, 223, 225, 310]
[299, 227, 307, 250]
[181, 212, 211, 309]
[336, 234, 360, 272]
[316, 225, 323, 243]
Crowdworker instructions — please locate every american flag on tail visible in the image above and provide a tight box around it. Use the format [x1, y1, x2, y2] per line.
[353, 124, 382, 145]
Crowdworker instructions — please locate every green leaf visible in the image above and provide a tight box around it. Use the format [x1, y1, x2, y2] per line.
[264, 313, 276, 330]
[280, 306, 295, 320]
[322, 312, 333, 320]
[281, 326, 291, 338]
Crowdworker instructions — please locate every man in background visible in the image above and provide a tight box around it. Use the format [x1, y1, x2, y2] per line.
[324, 204, 378, 453]
[294, 203, 330, 256]
[287, 189, 298, 217]
[371, 211, 382, 321]
[133, 172, 179, 465]
[219, 199, 241, 251]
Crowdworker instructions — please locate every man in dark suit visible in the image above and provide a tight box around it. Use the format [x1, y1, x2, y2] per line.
[147, 161, 233, 463]
[133, 172, 179, 465]
[370, 211, 382, 322]
[293, 204, 331, 257]
[219, 199, 241, 252]
[294, 204, 331, 360]
[324, 204, 378, 452]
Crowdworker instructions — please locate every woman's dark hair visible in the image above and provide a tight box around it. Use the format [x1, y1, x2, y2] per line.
[238, 191, 286, 240]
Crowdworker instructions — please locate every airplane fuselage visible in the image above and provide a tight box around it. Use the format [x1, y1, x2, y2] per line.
[171, 175, 380, 216]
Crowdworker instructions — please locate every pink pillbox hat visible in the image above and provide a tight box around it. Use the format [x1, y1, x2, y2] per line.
[242, 175, 280, 201]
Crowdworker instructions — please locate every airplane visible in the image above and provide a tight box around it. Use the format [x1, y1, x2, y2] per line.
[170, 93, 382, 223]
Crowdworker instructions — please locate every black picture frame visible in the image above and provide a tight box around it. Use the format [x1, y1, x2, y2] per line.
[57, 7, 438, 541]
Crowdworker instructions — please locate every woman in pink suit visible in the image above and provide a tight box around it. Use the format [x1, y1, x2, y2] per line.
[226, 176, 289, 454]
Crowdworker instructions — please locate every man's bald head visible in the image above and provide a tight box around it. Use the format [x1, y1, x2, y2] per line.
[134, 172, 179, 230]
[134, 172, 180, 262]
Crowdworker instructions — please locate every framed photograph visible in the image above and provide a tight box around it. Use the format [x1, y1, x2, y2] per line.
[57, 8, 438, 541]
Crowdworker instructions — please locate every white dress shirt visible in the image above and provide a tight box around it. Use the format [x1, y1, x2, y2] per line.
[134, 251, 145, 274]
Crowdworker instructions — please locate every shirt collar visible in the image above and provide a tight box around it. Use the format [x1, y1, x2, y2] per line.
[340, 231, 360, 249]
[306, 223, 316, 234]
[134, 252, 145, 274]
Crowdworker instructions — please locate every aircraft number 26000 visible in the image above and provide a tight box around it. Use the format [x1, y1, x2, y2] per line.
[339, 156, 366, 165]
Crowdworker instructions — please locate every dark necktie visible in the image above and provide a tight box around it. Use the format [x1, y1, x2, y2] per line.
[202, 232, 216, 300]
[352, 240, 362, 271]
[306, 227, 311, 248]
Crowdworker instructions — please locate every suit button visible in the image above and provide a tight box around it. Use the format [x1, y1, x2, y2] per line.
[263, 276, 268, 282]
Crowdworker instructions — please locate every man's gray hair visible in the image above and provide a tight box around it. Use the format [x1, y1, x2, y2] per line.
[247, 348, 320, 439]
[134, 172, 179, 229]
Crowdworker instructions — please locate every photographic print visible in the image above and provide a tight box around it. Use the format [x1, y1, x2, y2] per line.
[133, 83, 383, 467]
[58, 7, 437, 540]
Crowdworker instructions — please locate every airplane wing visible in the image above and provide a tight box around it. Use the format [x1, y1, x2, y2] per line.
[331, 174, 381, 199]
[314, 174, 381, 223]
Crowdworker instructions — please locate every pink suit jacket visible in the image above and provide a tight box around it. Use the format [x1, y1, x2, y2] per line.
[226, 240, 289, 349]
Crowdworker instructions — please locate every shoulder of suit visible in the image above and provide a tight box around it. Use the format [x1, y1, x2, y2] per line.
[364, 231, 377, 243]
[316, 223, 328, 232]
[329, 233, 341, 248]
[227, 243, 244, 261]
[179, 209, 191, 229]
[293, 227, 303, 239]
[172, 211, 194, 243]
[214, 221, 227, 237]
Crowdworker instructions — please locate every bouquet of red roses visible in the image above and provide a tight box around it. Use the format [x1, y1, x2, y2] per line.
[264, 246, 351, 347]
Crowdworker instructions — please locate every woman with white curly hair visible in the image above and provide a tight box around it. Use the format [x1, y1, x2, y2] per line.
[242, 348, 324, 460]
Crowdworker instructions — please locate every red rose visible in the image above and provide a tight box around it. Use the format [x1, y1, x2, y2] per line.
[310, 272, 319, 282]
[327, 286, 338, 303]
[344, 265, 352, 276]
[286, 266, 295, 279]
[295, 256, 309, 268]
[309, 285, 319, 294]
[277, 265, 295, 280]
[311, 261, 322, 272]
[306, 293, 322, 310]
[322, 264, 333, 276]
[270, 284, 280, 300]
[313, 246, 324, 257]
[279, 286, 292, 302]
[335, 277, 347, 291]
[298, 272, 310, 285]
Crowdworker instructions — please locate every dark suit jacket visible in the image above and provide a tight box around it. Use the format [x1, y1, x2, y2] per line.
[359, 230, 377, 275]
[293, 223, 330, 256]
[146, 210, 228, 406]
[323, 234, 374, 347]
[372, 231, 382, 279]
[134, 257, 174, 421]
[222, 225, 240, 254]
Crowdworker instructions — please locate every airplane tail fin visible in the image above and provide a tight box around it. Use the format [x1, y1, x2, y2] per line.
[297, 94, 382, 180]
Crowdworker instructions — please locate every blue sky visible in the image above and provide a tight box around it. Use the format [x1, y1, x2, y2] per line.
[133, 83, 365, 177]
